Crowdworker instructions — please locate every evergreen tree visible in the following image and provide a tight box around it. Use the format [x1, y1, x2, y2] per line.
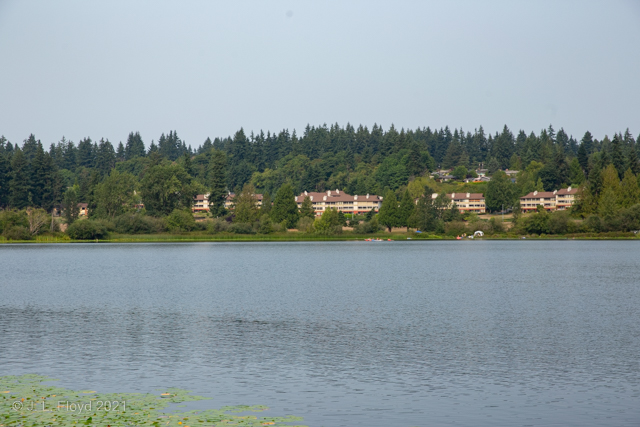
[611, 134, 626, 179]
[0, 151, 10, 208]
[207, 149, 228, 217]
[619, 168, 640, 208]
[581, 131, 594, 154]
[299, 195, 315, 219]
[271, 183, 299, 229]
[21, 134, 39, 163]
[398, 189, 415, 227]
[30, 143, 47, 207]
[9, 148, 30, 209]
[63, 139, 77, 170]
[63, 185, 80, 225]
[233, 184, 260, 224]
[95, 139, 116, 176]
[378, 190, 400, 232]
[261, 192, 272, 217]
[125, 132, 146, 159]
[485, 171, 515, 212]
[408, 186, 440, 232]
[77, 137, 95, 168]
[577, 143, 589, 173]
[116, 142, 125, 161]
[569, 158, 585, 185]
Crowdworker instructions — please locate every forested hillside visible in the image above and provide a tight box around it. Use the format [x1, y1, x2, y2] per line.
[1, 123, 639, 217]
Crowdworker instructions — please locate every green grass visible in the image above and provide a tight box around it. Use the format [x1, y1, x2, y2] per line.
[1, 231, 638, 244]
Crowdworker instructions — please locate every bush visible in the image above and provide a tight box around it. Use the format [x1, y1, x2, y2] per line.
[614, 204, 640, 232]
[353, 217, 381, 234]
[167, 209, 197, 232]
[584, 215, 603, 233]
[547, 211, 571, 234]
[0, 210, 29, 234]
[207, 218, 230, 234]
[258, 214, 275, 234]
[66, 220, 110, 240]
[445, 221, 468, 236]
[114, 214, 167, 234]
[2, 225, 33, 241]
[228, 222, 255, 234]
[488, 217, 505, 234]
[314, 208, 343, 235]
[296, 217, 315, 233]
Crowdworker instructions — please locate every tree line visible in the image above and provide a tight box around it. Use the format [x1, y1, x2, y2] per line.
[1, 123, 640, 237]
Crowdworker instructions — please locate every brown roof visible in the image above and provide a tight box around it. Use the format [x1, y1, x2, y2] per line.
[295, 190, 381, 203]
[521, 191, 556, 199]
[448, 192, 484, 200]
[556, 187, 578, 195]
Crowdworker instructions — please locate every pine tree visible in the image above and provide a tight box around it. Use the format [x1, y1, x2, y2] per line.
[125, 132, 146, 159]
[577, 143, 589, 173]
[611, 134, 626, 179]
[261, 192, 272, 217]
[398, 189, 415, 227]
[299, 195, 315, 219]
[30, 143, 47, 207]
[95, 139, 116, 176]
[207, 150, 228, 217]
[271, 183, 299, 228]
[0, 151, 10, 208]
[378, 190, 399, 232]
[9, 148, 30, 209]
[63, 185, 80, 224]
[569, 158, 585, 185]
[619, 168, 639, 208]
[77, 137, 95, 168]
[581, 131, 594, 154]
[116, 142, 125, 161]
[232, 184, 259, 224]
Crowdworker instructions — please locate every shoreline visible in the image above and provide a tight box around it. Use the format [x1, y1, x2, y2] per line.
[1, 232, 639, 244]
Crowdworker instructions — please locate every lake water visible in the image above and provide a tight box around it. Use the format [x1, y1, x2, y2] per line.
[1, 241, 639, 426]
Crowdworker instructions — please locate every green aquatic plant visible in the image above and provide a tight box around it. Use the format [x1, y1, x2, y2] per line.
[0, 375, 305, 426]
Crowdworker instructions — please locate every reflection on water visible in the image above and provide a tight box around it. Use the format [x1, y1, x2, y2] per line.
[1, 241, 639, 426]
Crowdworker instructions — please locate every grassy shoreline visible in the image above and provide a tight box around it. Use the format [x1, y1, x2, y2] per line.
[1, 231, 639, 244]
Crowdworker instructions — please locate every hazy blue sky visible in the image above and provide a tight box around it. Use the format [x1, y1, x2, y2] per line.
[1, 0, 639, 149]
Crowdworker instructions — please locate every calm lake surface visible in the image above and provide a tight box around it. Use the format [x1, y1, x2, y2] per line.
[1, 241, 639, 426]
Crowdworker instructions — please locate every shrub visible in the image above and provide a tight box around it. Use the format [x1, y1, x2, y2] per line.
[66, 220, 110, 240]
[584, 215, 603, 233]
[488, 217, 505, 234]
[314, 208, 343, 235]
[167, 209, 197, 232]
[258, 214, 275, 234]
[353, 217, 381, 234]
[445, 221, 468, 236]
[0, 210, 29, 234]
[547, 211, 571, 234]
[207, 218, 230, 233]
[228, 222, 255, 234]
[114, 214, 167, 234]
[614, 204, 640, 232]
[2, 225, 33, 241]
[296, 217, 315, 233]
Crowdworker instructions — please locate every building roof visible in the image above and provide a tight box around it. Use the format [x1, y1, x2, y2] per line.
[521, 191, 557, 199]
[295, 190, 382, 203]
[449, 192, 484, 200]
[556, 186, 578, 195]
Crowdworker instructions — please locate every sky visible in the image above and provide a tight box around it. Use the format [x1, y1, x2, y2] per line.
[0, 0, 639, 149]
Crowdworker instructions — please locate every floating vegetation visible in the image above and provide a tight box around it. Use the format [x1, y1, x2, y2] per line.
[0, 375, 306, 426]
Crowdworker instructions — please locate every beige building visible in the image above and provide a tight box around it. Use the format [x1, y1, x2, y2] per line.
[295, 190, 382, 216]
[520, 187, 579, 212]
[193, 193, 263, 213]
[431, 192, 486, 213]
